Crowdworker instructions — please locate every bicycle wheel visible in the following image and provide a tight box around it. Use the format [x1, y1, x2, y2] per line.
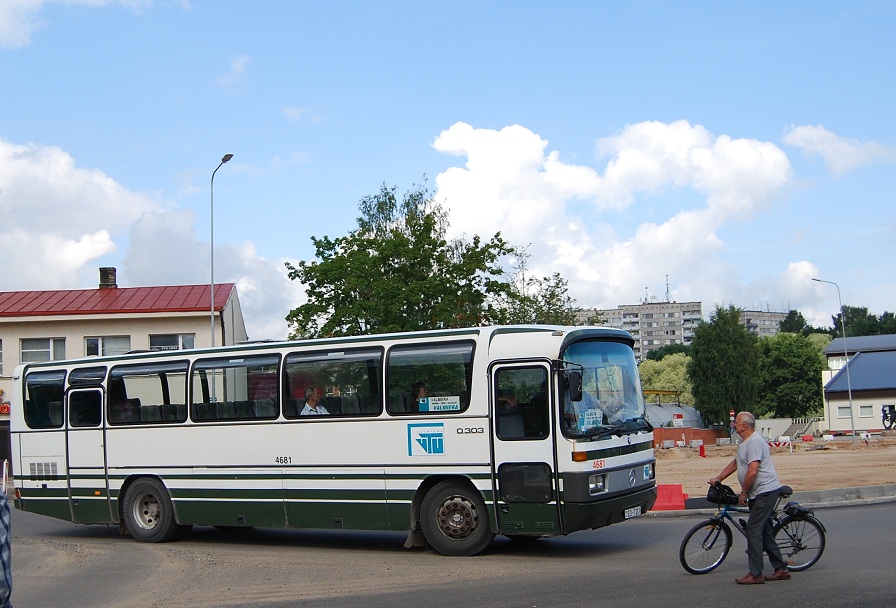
[679, 519, 733, 574]
[773, 516, 825, 571]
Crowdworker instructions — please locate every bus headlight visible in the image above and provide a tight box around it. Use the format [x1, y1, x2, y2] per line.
[589, 473, 607, 495]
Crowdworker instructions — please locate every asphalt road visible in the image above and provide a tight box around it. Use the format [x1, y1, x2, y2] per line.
[11, 503, 895, 608]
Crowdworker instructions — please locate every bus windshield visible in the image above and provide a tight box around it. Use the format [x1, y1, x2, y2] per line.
[561, 340, 650, 439]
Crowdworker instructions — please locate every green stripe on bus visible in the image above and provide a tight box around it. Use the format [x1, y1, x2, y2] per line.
[573, 440, 653, 460]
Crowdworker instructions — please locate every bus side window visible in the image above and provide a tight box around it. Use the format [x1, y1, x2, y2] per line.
[386, 341, 474, 416]
[283, 347, 383, 419]
[495, 367, 548, 440]
[109, 361, 188, 425]
[24, 371, 66, 429]
[69, 391, 101, 427]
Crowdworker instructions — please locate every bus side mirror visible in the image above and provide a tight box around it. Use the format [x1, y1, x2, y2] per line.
[567, 371, 583, 402]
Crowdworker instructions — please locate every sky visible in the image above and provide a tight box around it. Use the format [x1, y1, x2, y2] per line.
[1, 1, 894, 340]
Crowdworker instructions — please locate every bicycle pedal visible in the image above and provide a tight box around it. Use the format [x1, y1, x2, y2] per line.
[738, 518, 747, 530]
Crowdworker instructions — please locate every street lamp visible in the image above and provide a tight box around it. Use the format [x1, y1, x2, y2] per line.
[210, 153, 233, 348]
[812, 277, 856, 444]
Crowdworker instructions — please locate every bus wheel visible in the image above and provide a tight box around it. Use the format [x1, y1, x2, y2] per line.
[122, 478, 180, 543]
[421, 481, 494, 556]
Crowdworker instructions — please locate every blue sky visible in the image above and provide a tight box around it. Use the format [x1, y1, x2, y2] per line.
[1, 1, 894, 339]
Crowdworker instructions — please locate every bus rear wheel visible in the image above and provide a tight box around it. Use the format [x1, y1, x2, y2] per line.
[122, 478, 180, 543]
[421, 481, 494, 556]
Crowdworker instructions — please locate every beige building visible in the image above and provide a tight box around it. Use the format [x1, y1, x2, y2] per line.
[0, 268, 247, 456]
[577, 301, 702, 361]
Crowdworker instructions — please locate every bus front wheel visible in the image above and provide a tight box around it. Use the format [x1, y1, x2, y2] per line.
[122, 478, 180, 543]
[420, 481, 494, 556]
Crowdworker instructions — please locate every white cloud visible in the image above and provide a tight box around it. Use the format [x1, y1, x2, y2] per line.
[783, 124, 896, 176]
[0, 136, 298, 340]
[123, 212, 301, 341]
[216, 54, 251, 88]
[432, 120, 794, 312]
[0, 0, 46, 49]
[283, 106, 311, 122]
[0, 137, 161, 287]
[0, 1, 159, 50]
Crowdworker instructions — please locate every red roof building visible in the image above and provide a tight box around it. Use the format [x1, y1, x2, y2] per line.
[0, 268, 246, 387]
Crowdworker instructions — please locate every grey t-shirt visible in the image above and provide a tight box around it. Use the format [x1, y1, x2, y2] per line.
[736, 431, 780, 498]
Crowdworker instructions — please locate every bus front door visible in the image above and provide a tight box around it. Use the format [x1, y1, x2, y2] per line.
[490, 362, 561, 536]
[65, 388, 113, 523]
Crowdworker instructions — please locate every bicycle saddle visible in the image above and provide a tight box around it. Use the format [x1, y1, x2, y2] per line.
[778, 485, 793, 498]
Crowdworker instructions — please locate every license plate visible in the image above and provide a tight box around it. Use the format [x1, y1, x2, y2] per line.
[624, 506, 642, 519]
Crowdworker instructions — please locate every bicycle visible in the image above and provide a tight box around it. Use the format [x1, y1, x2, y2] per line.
[679, 483, 826, 575]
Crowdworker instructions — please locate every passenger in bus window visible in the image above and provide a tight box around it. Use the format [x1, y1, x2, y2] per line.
[410, 382, 428, 412]
[300, 386, 329, 416]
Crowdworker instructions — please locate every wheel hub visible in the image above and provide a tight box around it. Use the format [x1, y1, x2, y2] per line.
[134, 492, 161, 530]
[437, 495, 479, 539]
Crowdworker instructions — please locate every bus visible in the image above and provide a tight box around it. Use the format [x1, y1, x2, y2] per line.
[10, 325, 656, 556]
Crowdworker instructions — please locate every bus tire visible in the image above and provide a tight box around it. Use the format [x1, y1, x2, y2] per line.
[420, 481, 494, 556]
[122, 478, 180, 543]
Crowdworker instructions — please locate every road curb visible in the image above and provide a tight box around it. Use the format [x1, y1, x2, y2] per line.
[645, 484, 896, 517]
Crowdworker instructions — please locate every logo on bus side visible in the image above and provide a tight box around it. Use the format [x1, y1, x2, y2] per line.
[408, 423, 445, 456]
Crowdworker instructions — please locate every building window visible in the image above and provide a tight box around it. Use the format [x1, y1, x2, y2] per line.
[837, 406, 852, 419]
[859, 405, 873, 418]
[0, 339, 3, 376]
[21, 338, 65, 363]
[86, 336, 131, 356]
[149, 334, 195, 351]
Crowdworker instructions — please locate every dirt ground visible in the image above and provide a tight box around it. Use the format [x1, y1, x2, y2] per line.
[655, 437, 896, 499]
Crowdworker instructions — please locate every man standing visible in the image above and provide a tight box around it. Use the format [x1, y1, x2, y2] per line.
[710, 411, 790, 585]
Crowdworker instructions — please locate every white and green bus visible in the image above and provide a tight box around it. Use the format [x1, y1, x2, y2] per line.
[10, 325, 656, 556]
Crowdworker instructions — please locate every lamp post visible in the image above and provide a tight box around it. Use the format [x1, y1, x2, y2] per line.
[210, 153, 233, 348]
[812, 277, 856, 444]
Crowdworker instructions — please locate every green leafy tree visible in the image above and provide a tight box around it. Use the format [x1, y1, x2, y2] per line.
[645, 343, 690, 361]
[638, 352, 694, 405]
[779, 309, 808, 334]
[806, 332, 833, 366]
[492, 255, 580, 325]
[879, 311, 896, 334]
[285, 181, 580, 338]
[687, 305, 759, 425]
[755, 333, 824, 418]
[832, 305, 880, 337]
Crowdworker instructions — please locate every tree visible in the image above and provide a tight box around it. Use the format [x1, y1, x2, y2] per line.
[687, 305, 759, 425]
[284, 181, 580, 338]
[638, 353, 694, 405]
[491, 254, 581, 325]
[832, 305, 880, 337]
[645, 343, 690, 361]
[779, 310, 808, 334]
[755, 333, 824, 418]
[879, 311, 896, 334]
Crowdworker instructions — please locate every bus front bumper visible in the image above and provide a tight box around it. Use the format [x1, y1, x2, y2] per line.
[562, 486, 657, 532]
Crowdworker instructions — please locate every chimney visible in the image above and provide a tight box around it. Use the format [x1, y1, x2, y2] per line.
[99, 267, 118, 289]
